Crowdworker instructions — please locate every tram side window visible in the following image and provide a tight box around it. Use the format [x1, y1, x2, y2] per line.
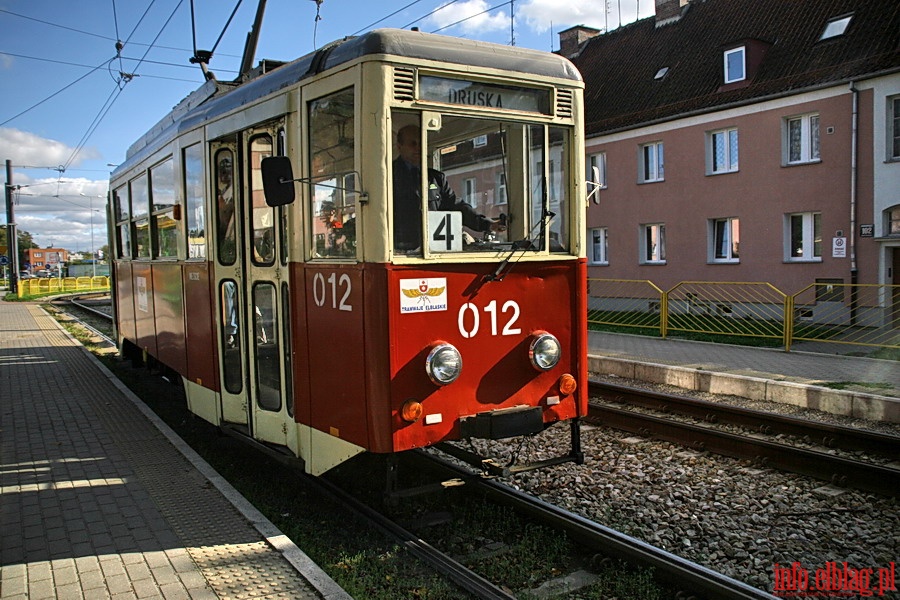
[250, 135, 275, 265]
[184, 144, 206, 259]
[151, 157, 177, 258]
[309, 88, 356, 259]
[113, 185, 131, 258]
[215, 148, 236, 265]
[130, 173, 151, 258]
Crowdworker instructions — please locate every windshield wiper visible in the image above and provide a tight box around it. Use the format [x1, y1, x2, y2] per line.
[483, 209, 554, 283]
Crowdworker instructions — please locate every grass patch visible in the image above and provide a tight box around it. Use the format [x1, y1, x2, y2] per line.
[820, 381, 893, 392]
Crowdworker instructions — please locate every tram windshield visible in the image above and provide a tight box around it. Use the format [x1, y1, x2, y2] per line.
[391, 111, 571, 256]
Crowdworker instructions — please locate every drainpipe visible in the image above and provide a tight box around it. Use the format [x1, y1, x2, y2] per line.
[849, 82, 859, 324]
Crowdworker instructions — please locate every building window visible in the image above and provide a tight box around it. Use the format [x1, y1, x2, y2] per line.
[588, 152, 607, 188]
[589, 227, 608, 265]
[785, 113, 820, 164]
[639, 142, 664, 183]
[785, 212, 822, 261]
[820, 15, 852, 40]
[473, 134, 487, 147]
[724, 47, 745, 84]
[709, 217, 740, 262]
[464, 178, 477, 206]
[889, 96, 900, 161]
[886, 206, 900, 236]
[496, 172, 507, 205]
[640, 223, 666, 264]
[708, 128, 739, 174]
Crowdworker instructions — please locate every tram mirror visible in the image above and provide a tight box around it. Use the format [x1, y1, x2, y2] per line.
[588, 165, 602, 205]
[261, 156, 296, 207]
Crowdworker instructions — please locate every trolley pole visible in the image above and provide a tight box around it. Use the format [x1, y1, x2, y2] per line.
[4, 159, 18, 294]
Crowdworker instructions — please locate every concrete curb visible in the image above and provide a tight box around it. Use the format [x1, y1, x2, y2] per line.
[589, 355, 900, 424]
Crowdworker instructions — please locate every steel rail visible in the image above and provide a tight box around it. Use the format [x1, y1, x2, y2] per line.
[588, 402, 899, 497]
[418, 451, 775, 600]
[311, 474, 518, 600]
[590, 380, 900, 458]
[69, 295, 113, 321]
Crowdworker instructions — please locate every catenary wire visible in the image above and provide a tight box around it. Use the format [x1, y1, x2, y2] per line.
[62, 0, 187, 171]
[349, 0, 428, 36]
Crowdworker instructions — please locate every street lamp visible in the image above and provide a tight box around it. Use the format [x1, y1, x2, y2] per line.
[81, 193, 104, 278]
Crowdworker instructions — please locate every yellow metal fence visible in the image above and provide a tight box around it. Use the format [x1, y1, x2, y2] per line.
[16, 276, 110, 297]
[588, 279, 900, 352]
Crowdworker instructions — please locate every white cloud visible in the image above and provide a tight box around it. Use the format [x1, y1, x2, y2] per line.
[0, 53, 13, 70]
[425, 0, 510, 35]
[0, 127, 100, 170]
[519, 0, 652, 34]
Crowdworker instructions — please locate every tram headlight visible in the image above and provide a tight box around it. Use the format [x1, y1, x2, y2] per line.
[426, 343, 462, 385]
[528, 332, 561, 371]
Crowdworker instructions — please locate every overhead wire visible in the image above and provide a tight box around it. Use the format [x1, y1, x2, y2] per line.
[61, 0, 187, 172]
[428, 1, 509, 34]
[349, 0, 429, 36]
[400, 0, 461, 30]
[0, 58, 114, 128]
[0, 7, 239, 57]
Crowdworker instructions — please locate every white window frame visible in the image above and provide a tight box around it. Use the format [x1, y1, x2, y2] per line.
[784, 113, 820, 165]
[589, 227, 608, 265]
[638, 142, 664, 183]
[495, 172, 507, 205]
[707, 128, 739, 174]
[889, 95, 900, 162]
[463, 177, 477, 207]
[588, 152, 608, 188]
[708, 217, 740, 263]
[784, 212, 822, 262]
[724, 47, 746, 84]
[640, 223, 666, 264]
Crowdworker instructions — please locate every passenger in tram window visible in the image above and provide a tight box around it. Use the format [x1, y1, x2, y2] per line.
[392, 125, 499, 252]
[320, 200, 356, 256]
[216, 153, 236, 260]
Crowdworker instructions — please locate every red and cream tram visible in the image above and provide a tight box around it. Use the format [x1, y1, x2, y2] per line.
[109, 28, 587, 476]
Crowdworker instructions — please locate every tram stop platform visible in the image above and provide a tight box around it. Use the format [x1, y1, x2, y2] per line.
[0, 300, 352, 600]
[588, 331, 900, 424]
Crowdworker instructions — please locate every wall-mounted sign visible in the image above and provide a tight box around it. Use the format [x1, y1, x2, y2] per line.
[832, 237, 846, 258]
[860, 224, 874, 237]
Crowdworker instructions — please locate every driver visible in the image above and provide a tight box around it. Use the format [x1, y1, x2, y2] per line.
[392, 125, 501, 251]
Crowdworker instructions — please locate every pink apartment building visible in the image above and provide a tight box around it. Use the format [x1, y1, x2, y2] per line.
[561, 0, 899, 302]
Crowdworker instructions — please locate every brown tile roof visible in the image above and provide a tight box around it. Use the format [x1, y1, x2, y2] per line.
[571, 0, 900, 136]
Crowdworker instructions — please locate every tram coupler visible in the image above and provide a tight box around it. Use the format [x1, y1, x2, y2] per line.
[383, 454, 465, 506]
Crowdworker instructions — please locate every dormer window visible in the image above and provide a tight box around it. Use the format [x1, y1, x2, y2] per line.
[820, 14, 852, 40]
[724, 47, 746, 84]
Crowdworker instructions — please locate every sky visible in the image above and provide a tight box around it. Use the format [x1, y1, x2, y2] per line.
[0, 0, 655, 256]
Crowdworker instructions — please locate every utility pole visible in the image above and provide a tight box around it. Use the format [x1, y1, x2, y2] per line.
[510, 0, 515, 46]
[5, 159, 18, 294]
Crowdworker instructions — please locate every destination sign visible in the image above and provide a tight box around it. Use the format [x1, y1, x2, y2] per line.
[418, 76, 550, 114]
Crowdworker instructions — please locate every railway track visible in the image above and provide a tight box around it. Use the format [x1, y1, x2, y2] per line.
[589, 380, 900, 497]
[415, 451, 775, 600]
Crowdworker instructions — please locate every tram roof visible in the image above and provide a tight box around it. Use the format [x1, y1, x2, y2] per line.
[115, 28, 581, 175]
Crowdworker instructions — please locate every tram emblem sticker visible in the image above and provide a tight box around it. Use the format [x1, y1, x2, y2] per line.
[400, 278, 448, 313]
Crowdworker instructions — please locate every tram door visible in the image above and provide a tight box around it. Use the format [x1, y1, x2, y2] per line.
[213, 121, 294, 451]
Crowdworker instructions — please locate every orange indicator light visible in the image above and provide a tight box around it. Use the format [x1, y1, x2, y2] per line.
[558, 374, 577, 395]
[401, 400, 424, 423]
